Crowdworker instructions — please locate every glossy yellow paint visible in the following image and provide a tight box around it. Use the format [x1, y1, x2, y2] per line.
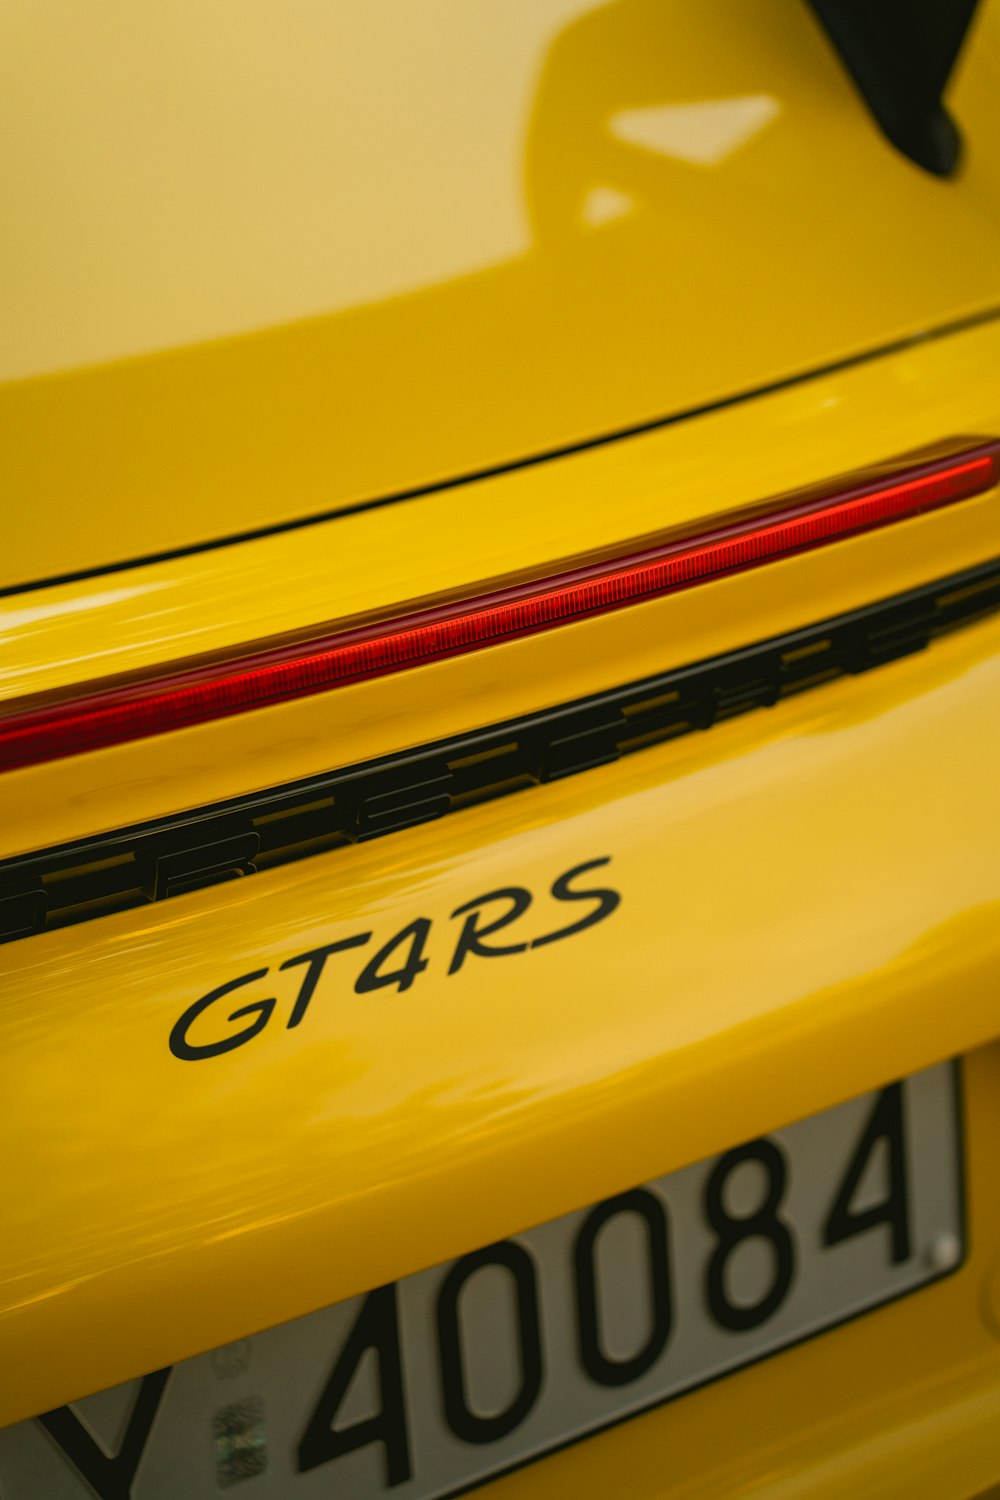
[1, 609, 1000, 1487]
[3, 2, 1000, 1492]
[2, 314, 1000, 864]
[2, 0, 1000, 587]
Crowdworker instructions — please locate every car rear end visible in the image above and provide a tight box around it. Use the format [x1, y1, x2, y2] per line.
[2, 2, 1000, 1497]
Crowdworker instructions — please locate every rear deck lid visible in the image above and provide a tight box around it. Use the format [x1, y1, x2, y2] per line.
[2, 0, 1000, 591]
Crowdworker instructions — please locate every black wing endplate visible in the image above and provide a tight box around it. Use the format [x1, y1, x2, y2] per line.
[806, 0, 981, 176]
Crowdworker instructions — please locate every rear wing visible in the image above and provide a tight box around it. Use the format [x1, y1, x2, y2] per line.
[807, 0, 981, 175]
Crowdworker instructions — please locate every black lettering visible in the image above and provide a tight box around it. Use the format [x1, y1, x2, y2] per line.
[448, 889, 532, 976]
[355, 919, 431, 995]
[169, 972, 273, 1062]
[38, 1369, 171, 1500]
[532, 858, 621, 948]
[574, 1189, 671, 1386]
[823, 1083, 911, 1264]
[436, 1242, 543, 1443]
[297, 1286, 411, 1485]
[704, 1140, 796, 1332]
[280, 933, 372, 1027]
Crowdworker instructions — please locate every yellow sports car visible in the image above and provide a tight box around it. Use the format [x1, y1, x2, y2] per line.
[2, 2, 999, 1496]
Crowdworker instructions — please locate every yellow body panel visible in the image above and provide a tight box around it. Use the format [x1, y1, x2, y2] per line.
[2, 0, 1000, 586]
[2, 610, 1000, 1487]
[2, 316, 1000, 865]
[3, 3, 1000, 1496]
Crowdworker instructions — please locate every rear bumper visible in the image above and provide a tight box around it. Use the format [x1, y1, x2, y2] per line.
[2, 601, 1000, 1494]
[3, 308, 1000, 1494]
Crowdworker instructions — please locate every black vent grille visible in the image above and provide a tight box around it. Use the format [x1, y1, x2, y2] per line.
[2, 558, 999, 947]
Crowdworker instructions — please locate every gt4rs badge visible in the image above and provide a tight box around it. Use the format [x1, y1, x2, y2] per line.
[169, 857, 620, 1061]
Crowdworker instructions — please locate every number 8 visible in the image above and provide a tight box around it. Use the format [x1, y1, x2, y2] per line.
[704, 1139, 796, 1332]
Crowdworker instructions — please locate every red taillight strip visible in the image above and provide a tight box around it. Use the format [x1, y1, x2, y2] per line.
[1, 445, 997, 771]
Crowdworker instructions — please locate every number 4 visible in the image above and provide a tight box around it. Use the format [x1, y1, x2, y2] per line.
[298, 1286, 411, 1486]
[822, 1082, 911, 1264]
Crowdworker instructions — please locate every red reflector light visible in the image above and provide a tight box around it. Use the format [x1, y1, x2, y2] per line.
[1, 445, 997, 771]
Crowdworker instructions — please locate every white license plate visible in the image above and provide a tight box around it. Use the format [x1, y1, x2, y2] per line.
[0, 1064, 963, 1499]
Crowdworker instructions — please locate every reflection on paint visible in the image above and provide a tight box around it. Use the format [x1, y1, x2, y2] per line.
[581, 185, 636, 226]
[610, 95, 780, 165]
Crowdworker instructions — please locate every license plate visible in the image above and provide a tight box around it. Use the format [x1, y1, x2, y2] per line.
[0, 1064, 963, 1499]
